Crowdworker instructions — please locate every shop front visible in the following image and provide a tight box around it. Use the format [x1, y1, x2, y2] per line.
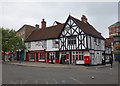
[46, 52, 60, 64]
[26, 50, 46, 62]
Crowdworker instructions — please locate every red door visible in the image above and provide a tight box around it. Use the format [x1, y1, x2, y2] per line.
[46, 53, 49, 63]
[26, 52, 29, 61]
[84, 56, 89, 64]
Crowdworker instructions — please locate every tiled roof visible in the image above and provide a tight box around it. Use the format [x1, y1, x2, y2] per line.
[16, 24, 37, 33]
[70, 16, 104, 39]
[25, 15, 104, 42]
[25, 23, 64, 42]
[105, 38, 113, 47]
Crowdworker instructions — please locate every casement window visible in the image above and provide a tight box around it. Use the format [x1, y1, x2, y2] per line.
[116, 28, 120, 32]
[42, 41, 47, 48]
[23, 30, 25, 34]
[21, 32, 22, 35]
[28, 42, 31, 48]
[68, 37, 76, 45]
[30, 53, 34, 59]
[39, 52, 44, 59]
[52, 39, 56, 48]
[52, 39, 59, 48]
[79, 52, 84, 60]
[115, 47, 120, 50]
[94, 38, 99, 46]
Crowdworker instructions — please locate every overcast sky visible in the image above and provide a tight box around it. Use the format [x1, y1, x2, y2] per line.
[0, 1, 119, 38]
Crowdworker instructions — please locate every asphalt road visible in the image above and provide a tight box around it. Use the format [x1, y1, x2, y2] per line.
[2, 62, 119, 84]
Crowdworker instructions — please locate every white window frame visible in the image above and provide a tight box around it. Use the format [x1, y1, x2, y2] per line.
[28, 42, 31, 48]
[52, 39, 56, 48]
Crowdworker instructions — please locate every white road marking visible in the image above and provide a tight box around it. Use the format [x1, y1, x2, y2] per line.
[53, 79, 58, 84]
[70, 77, 84, 84]
[44, 79, 48, 84]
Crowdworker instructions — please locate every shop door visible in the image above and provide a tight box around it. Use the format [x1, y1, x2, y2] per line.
[46, 53, 49, 63]
[36, 53, 39, 62]
[50, 53, 55, 63]
[55, 52, 59, 63]
[26, 52, 29, 61]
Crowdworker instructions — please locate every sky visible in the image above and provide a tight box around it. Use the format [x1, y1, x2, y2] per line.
[0, 0, 119, 38]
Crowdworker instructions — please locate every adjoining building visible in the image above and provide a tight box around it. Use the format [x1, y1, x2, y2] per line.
[16, 24, 39, 61]
[104, 38, 113, 63]
[24, 15, 105, 65]
[108, 21, 120, 61]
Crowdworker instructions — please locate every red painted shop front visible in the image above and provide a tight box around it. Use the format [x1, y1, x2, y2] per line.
[26, 50, 46, 62]
[46, 52, 60, 64]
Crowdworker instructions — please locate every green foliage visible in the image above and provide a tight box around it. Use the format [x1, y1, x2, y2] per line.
[1, 28, 26, 52]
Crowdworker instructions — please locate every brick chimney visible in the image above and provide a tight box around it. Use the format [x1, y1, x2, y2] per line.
[41, 19, 46, 29]
[35, 24, 39, 28]
[81, 15, 87, 23]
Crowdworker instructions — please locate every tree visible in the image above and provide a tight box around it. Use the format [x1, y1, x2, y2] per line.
[1, 28, 26, 62]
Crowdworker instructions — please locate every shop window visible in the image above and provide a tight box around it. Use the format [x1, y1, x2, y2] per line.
[30, 53, 34, 59]
[72, 52, 78, 60]
[55, 52, 59, 60]
[79, 52, 84, 60]
[39, 52, 44, 59]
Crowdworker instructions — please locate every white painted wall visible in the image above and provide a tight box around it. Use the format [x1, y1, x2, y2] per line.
[25, 41, 45, 51]
[87, 36, 105, 51]
[25, 39, 59, 51]
[46, 39, 59, 51]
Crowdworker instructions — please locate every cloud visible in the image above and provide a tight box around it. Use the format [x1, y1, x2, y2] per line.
[0, 2, 118, 38]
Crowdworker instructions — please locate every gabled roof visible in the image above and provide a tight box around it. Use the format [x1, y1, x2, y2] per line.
[70, 16, 104, 39]
[16, 24, 37, 33]
[105, 38, 113, 47]
[25, 15, 104, 42]
[25, 23, 64, 42]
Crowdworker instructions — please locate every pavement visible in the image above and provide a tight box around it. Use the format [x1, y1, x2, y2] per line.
[3, 60, 111, 69]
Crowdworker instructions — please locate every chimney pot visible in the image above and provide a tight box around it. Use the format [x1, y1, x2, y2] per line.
[41, 19, 46, 29]
[35, 24, 39, 28]
[81, 15, 87, 23]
